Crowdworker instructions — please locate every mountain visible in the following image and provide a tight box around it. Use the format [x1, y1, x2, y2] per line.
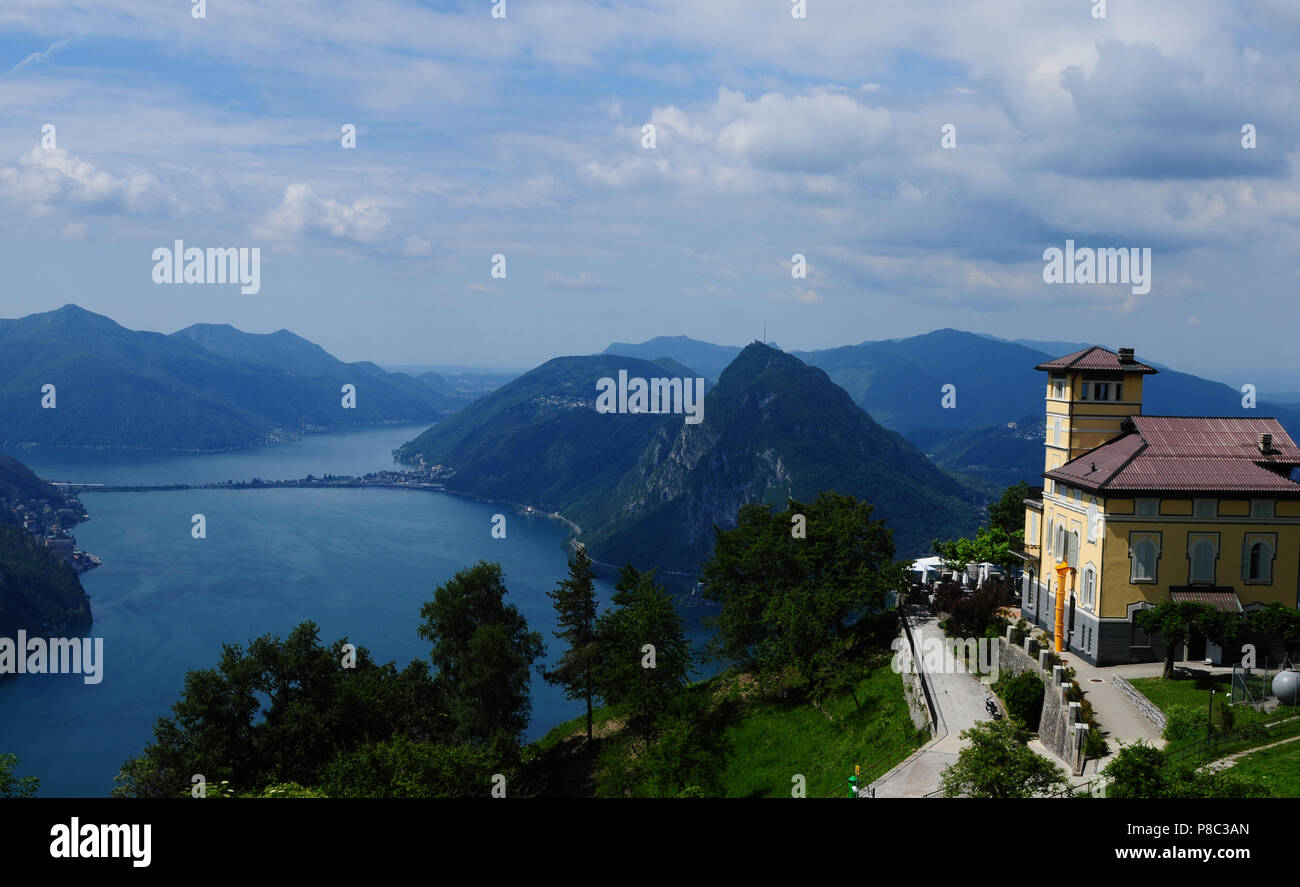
[399, 344, 982, 571]
[603, 336, 743, 381]
[907, 416, 1047, 493]
[396, 354, 675, 522]
[580, 344, 981, 570]
[795, 329, 1050, 434]
[606, 330, 1300, 494]
[0, 306, 462, 450]
[172, 324, 461, 414]
[0, 454, 63, 505]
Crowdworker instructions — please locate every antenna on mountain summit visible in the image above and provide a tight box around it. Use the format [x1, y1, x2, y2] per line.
[763, 322, 766, 344]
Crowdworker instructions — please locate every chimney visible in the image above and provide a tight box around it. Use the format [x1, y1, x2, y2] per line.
[1118, 347, 1135, 364]
[1259, 432, 1274, 454]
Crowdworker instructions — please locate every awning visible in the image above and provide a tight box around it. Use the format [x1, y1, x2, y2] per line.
[1168, 588, 1243, 613]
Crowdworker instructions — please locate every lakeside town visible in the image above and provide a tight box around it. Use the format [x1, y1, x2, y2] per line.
[0, 487, 100, 575]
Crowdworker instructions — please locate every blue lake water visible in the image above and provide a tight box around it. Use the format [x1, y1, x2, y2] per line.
[0, 426, 714, 797]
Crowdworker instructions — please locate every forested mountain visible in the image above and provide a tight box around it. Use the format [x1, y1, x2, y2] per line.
[396, 354, 675, 523]
[400, 344, 982, 569]
[0, 305, 463, 450]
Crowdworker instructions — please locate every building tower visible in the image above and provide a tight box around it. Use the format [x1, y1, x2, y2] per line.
[1034, 346, 1158, 476]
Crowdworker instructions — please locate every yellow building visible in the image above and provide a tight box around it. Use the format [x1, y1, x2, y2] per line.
[1019, 346, 1300, 665]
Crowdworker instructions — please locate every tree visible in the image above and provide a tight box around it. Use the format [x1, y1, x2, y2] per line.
[0, 753, 38, 798]
[321, 735, 500, 798]
[701, 491, 905, 702]
[418, 561, 545, 745]
[932, 525, 1020, 576]
[940, 719, 1069, 798]
[543, 546, 600, 744]
[1247, 603, 1300, 661]
[114, 622, 446, 797]
[593, 564, 692, 744]
[594, 691, 729, 798]
[1135, 601, 1242, 680]
[989, 481, 1031, 537]
[1101, 741, 1168, 798]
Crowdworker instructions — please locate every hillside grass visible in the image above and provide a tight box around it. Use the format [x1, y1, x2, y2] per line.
[523, 654, 919, 798]
[719, 661, 918, 798]
[1217, 739, 1300, 797]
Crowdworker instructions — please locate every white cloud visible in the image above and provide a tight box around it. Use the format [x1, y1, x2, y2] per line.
[0, 144, 160, 213]
[543, 270, 616, 292]
[252, 183, 391, 246]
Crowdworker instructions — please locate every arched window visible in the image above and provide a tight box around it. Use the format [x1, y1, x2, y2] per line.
[1082, 564, 1097, 609]
[1086, 500, 1099, 543]
[1047, 518, 1055, 556]
[1130, 533, 1160, 582]
[1245, 537, 1276, 583]
[1189, 538, 1216, 584]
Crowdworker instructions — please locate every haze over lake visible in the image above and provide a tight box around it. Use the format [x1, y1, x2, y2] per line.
[0, 425, 711, 797]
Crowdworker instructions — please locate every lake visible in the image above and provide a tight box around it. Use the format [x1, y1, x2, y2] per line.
[0, 425, 714, 797]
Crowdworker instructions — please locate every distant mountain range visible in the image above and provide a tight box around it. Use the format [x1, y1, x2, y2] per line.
[0, 305, 470, 450]
[399, 343, 982, 568]
[607, 330, 1300, 490]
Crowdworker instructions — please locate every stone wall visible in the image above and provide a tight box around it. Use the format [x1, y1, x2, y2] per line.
[998, 627, 1086, 775]
[1112, 675, 1166, 732]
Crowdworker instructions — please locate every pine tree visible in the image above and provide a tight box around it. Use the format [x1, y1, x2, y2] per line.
[543, 546, 600, 744]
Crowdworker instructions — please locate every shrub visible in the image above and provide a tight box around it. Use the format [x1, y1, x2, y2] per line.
[998, 672, 1046, 727]
[1084, 725, 1109, 758]
[1163, 705, 1203, 743]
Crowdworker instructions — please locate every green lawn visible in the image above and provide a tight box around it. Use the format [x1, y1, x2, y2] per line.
[718, 661, 920, 798]
[1130, 673, 1287, 737]
[1219, 739, 1300, 797]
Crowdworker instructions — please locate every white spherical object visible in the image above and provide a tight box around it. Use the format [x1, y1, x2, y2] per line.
[1274, 669, 1300, 705]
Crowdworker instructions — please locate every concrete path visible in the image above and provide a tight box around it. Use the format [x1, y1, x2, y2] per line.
[1055, 654, 1166, 759]
[1205, 732, 1300, 771]
[872, 606, 994, 797]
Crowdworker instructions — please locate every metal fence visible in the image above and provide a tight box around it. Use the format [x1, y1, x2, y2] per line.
[1164, 706, 1300, 765]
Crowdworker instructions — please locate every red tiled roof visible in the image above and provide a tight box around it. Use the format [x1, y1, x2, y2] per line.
[1035, 346, 1158, 374]
[1169, 590, 1242, 613]
[1132, 415, 1300, 462]
[1046, 416, 1300, 494]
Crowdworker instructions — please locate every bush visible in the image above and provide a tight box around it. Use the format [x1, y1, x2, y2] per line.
[1163, 705, 1203, 743]
[1009, 619, 1030, 648]
[1084, 725, 1109, 758]
[997, 672, 1045, 727]
[940, 580, 1011, 638]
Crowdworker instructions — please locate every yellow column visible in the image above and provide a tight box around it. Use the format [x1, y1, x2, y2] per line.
[1053, 562, 1074, 654]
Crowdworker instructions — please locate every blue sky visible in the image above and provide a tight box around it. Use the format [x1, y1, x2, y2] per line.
[2, 0, 1299, 385]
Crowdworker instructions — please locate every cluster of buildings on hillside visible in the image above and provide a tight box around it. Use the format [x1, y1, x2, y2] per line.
[0, 491, 100, 574]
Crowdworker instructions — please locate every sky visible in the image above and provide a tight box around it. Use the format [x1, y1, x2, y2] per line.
[1, 0, 1299, 385]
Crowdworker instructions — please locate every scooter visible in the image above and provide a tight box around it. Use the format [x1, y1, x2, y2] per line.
[985, 696, 1002, 720]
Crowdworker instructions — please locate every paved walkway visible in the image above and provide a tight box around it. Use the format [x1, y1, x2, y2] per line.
[871, 612, 1177, 795]
[1055, 653, 1166, 765]
[872, 606, 993, 797]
